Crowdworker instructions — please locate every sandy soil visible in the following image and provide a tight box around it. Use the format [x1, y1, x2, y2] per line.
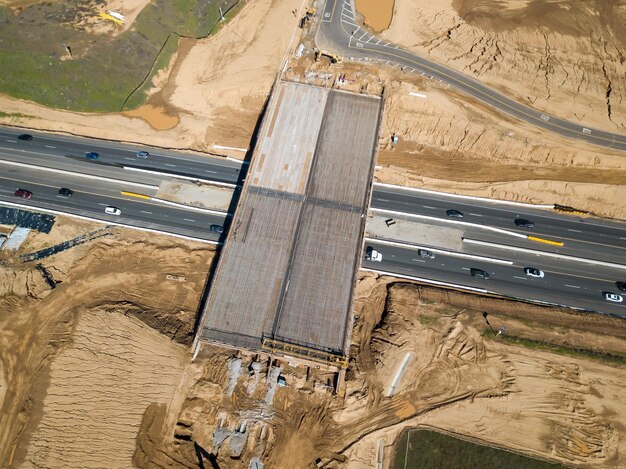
[355, 0, 394, 33]
[0, 0, 301, 157]
[127, 272, 626, 469]
[381, 0, 626, 133]
[0, 217, 214, 467]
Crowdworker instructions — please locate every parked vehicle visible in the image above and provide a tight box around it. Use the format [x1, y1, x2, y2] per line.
[446, 209, 464, 218]
[209, 224, 224, 234]
[14, 188, 32, 199]
[615, 281, 626, 292]
[85, 151, 99, 160]
[418, 249, 435, 259]
[365, 246, 382, 262]
[104, 206, 121, 215]
[603, 292, 624, 303]
[470, 268, 490, 279]
[524, 267, 544, 278]
[18, 134, 33, 141]
[136, 151, 150, 158]
[514, 218, 534, 228]
[58, 187, 73, 198]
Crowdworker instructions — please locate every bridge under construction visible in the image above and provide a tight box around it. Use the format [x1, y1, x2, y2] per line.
[196, 80, 382, 366]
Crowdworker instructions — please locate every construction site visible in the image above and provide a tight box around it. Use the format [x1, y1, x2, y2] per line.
[0, 0, 626, 468]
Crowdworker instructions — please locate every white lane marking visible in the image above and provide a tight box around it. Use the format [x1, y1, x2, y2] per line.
[183, 218, 195, 222]
[45, 145, 56, 149]
[423, 205, 436, 209]
[165, 163, 176, 167]
[565, 284, 581, 289]
[412, 259, 426, 263]
[140, 210, 152, 214]
[205, 170, 217, 174]
[464, 238, 626, 270]
[125, 157, 134, 161]
[6, 140, 16, 143]
[513, 276, 527, 280]
[461, 267, 470, 270]
[98, 203, 107, 206]
[469, 213, 483, 217]
[568, 229, 582, 233]
[377, 198, 390, 202]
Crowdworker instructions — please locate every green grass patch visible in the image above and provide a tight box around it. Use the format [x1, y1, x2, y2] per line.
[493, 334, 625, 365]
[392, 428, 567, 469]
[0, 0, 239, 112]
[0, 111, 35, 119]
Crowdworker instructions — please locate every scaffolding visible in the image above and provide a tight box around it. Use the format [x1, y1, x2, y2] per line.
[261, 337, 348, 368]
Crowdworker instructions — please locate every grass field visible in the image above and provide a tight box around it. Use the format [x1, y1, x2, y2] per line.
[392, 428, 567, 469]
[0, 0, 239, 112]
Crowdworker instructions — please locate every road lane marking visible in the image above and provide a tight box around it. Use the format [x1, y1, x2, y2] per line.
[422, 205, 436, 209]
[464, 238, 626, 271]
[411, 259, 426, 262]
[469, 213, 483, 217]
[183, 218, 196, 222]
[140, 210, 152, 214]
[568, 229, 582, 233]
[205, 170, 217, 174]
[165, 163, 176, 167]
[527, 235, 564, 247]
[565, 285, 581, 289]
[45, 145, 56, 149]
[6, 140, 16, 143]
[513, 276, 527, 280]
[125, 157, 134, 161]
[376, 198, 390, 202]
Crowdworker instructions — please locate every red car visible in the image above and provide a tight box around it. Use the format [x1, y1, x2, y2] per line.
[14, 188, 32, 199]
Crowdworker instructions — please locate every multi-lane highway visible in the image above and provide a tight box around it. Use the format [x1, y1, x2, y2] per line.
[0, 126, 237, 241]
[316, 0, 626, 152]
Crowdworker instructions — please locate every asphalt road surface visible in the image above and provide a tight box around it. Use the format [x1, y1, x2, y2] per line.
[0, 126, 244, 186]
[363, 242, 626, 317]
[371, 185, 626, 263]
[316, 0, 626, 152]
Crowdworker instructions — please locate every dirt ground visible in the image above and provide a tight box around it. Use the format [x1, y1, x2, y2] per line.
[126, 272, 626, 469]
[379, 0, 626, 133]
[0, 217, 214, 467]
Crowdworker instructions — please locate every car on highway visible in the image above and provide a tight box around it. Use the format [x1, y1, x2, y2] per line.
[616, 281, 626, 292]
[524, 267, 544, 278]
[14, 188, 32, 199]
[136, 151, 150, 158]
[446, 209, 464, 218]
[365, 246, 382, 262]
[514, 218, 535, 228]
[85, 151, 99, 160]
[104, 206, 121, 215]
[18, 134, 33, 141]
[470, 268, 490, 279]
[58, 187, 73, 198]
[418, 249, 435, 259]
[603, 292, 624, 303]
[209, 224, 224, 234]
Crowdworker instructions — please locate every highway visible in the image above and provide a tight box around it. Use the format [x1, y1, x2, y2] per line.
[0, 127, 235, 241]
[370, 185, 626, 263]
[362, 242, 626, 317]
[0, 126, 244, 186]
[316, 0, 626, 152]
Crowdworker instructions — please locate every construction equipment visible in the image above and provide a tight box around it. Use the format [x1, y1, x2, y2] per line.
[299, 7, 316, 28]
[315, 49, 342, 64]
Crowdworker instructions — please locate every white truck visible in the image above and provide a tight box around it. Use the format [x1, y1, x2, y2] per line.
[365, 246, 383, 262]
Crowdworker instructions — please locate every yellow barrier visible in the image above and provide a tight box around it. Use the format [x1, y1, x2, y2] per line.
[528, 236, 564, 247]
[120, 191, 150, 199]
[99, 12, 124, 25]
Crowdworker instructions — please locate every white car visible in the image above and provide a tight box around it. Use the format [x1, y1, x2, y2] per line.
[105, 206, 121, 215]
[524, 267, 544, 278]
[603, 292, 623, 303]
[365, 246, 382, 262]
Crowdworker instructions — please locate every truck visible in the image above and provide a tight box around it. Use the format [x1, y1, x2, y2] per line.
[365, 246, 382, 262]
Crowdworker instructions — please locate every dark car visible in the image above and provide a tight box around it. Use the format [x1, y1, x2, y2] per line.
[14, 188, 32, 199]
[446, 209, 464, 218]
[616, 281, 626, 292]
[58, 187, 73, 198]
[18, 134, 33, 141]
[85, 151, 99, 160]
[209, 224, 224, 234]
[514, 218, 535, 228]
[470, 268, 490, 279]
[418, 249, 435, 259]
[136, 151, 150, 158]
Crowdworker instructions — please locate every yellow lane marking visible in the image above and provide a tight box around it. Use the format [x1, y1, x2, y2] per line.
[121, 191, 151, 200]
[528, 236, 565, 247]
[356, 44, 623, 146]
